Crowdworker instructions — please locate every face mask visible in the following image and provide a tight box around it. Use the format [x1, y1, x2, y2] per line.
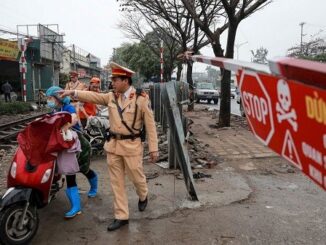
[47, 101, 56, 108]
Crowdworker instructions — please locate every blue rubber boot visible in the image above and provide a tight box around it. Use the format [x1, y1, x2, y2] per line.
[65, 186, 82, 219]
[88, 173, 98, 198]
[66, 187, 72, 203]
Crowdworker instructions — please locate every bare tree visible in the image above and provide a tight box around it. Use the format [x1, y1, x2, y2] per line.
[118, 13, 181, 81]
[182, 0, 271, 126]
[118, 0, 218, 110]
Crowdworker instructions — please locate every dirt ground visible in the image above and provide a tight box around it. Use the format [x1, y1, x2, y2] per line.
[0, 108, 48, 125]
[1, 106, 326, 245]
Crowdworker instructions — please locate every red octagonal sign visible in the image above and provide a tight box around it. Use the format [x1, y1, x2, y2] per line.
[239, 70, 275, 145]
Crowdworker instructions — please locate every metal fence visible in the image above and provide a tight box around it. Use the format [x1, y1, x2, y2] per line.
[147, 81, 198, 200]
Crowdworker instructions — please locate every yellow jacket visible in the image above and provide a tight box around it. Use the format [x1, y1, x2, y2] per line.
[77, 87, 158, 156]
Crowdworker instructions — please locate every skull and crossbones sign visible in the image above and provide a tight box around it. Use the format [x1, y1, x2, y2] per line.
[276, 79, 298, 132]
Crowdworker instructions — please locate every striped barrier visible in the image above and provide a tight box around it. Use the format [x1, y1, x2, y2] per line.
[18, 38, 27, 102]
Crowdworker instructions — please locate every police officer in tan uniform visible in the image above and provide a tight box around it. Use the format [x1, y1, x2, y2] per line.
[60, 62, 159, 231]
[65, 71, 88, 91]
[65, 70, 87, 118]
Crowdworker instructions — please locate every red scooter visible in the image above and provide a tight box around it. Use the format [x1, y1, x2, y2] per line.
[0, 112, 73, 245]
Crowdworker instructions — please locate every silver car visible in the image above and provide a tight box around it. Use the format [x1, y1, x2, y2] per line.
[231, 85, 237, 99]
[194, 82, 219, 104]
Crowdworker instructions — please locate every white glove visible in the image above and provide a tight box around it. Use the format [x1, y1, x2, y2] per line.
[62, 129, 73, 141]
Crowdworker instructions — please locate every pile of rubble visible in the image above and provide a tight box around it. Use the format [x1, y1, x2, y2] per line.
[230, 114, 251, 130]
[187, 136, 219, 169]
[144, 124, 220, 170]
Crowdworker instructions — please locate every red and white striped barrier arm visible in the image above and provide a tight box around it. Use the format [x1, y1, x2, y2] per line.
[189, 55, 271, 75]
[269, 57, 326, 89]
[184, 52, 326, 89]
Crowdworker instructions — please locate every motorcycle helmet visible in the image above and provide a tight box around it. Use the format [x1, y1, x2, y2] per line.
[45, 86, 70, 105]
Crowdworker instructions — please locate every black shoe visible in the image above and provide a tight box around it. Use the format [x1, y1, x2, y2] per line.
[138, 196, 148, 212]
[107, 219, 129, 231]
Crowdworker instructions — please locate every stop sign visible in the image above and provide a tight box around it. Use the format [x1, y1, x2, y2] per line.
[239, 70, 275, 145]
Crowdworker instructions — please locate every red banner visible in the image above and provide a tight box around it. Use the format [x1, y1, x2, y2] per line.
[238, 70, 326, 190]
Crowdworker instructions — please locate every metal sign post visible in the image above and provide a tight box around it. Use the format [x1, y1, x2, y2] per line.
[162, 82, 198, 200]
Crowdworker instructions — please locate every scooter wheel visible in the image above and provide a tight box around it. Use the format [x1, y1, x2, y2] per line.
[0, 203, 39, 245]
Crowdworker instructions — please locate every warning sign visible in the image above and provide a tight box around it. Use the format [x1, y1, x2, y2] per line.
[239, 70, 274, 145]
[281, 130, 302, 170]
[183, 53, 326, 191]
[238, 70, 326, 190]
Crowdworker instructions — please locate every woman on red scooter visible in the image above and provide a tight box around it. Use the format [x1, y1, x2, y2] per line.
[45, 86, 98, 219]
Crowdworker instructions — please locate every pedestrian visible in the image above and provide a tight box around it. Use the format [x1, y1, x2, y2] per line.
[79, 77, 101, 128]
[59, 62, 159, 231]
[2, 81, 13, 102]
[45, 86, 99, 218]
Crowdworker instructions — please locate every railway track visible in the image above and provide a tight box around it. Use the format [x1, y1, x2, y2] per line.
[0, 113, 48, 145]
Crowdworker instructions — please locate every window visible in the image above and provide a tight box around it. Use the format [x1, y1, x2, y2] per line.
[198, 83, 214, 89]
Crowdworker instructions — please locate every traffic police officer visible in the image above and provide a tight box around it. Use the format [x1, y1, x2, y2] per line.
[65, 70, 88, 91]
[59, 62, 159, 231]
[64, 70, 87, 123]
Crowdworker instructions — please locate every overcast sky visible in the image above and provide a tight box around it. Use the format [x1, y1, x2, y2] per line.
[1, 0, 325, 71]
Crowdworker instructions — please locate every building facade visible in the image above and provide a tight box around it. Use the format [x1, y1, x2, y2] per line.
[61, 45, 101, 85]
[1, 24, 104, 101]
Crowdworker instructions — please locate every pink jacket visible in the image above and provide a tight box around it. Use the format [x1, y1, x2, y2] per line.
[56, 131, 81, 175]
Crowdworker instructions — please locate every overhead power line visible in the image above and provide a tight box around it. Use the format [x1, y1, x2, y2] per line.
[0, 28, 35, 38]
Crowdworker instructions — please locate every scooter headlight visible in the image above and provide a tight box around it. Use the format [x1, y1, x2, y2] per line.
[10, 162, 17, 178]
[41, 169, 52, 184]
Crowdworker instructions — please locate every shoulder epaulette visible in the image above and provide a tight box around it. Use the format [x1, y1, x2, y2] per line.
[140, 91, 148, 97]
[135, 88, 147, 98]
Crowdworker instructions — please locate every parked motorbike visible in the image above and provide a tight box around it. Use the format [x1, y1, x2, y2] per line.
[0, 112, 72, 245]
[83, 113, 109, 155]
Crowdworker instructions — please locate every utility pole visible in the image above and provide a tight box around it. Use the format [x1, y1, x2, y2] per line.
[43, 34, 64, 85]
[113, 48, 116, 62]
[235, 41, 248, 60]
[160, 40, 164, 83]
[299, 22, 306, 55]
[51, 42, 55, 83]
